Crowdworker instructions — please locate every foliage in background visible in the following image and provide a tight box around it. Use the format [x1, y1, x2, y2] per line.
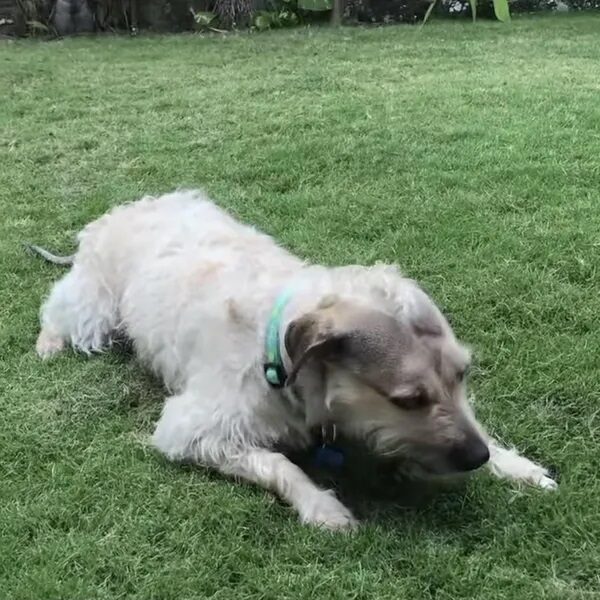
[423, 0, 510, 25]
[13, 0, 53, 35]
[4, 0, 600, 35]
[250, 0, 304, 30]
[345, 0, 430, 23]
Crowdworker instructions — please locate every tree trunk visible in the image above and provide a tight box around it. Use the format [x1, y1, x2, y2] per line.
[331, 0, 344, 25]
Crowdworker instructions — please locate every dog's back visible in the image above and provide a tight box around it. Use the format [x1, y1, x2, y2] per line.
[37, 189, 303, 390]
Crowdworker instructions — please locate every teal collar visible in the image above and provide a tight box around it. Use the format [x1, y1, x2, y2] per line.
[263, 288, 294, 388]
[263, 290, 345, 470]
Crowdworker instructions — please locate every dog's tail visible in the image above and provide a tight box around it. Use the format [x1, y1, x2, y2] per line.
[24, 243, 74, 266]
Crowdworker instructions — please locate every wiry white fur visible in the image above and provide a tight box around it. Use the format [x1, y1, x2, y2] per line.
[36, 190, 556, 530]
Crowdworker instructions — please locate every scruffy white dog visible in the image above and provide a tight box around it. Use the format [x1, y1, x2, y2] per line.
[33, 190, 557, 530]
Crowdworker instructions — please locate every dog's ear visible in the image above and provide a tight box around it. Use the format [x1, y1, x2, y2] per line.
[407, 284, 444, 338]
[284, 298, 413, 388]
[284, 309, 347, 386]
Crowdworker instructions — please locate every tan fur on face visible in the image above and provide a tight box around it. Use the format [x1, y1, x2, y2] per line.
[286, 297, 481, 475]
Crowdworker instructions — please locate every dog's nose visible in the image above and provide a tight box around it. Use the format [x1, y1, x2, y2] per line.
[448, 438, 490, 472]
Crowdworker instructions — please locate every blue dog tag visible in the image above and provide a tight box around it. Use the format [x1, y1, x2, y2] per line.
[313, 445, 345, 470]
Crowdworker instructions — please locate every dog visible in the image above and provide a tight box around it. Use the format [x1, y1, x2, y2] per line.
[32, 189, 557, 530]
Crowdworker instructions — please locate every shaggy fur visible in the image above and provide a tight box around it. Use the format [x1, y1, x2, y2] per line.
[35, 190, 557, 530]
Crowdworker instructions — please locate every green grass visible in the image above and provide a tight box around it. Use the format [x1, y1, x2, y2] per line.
[2, 14, 600, 599]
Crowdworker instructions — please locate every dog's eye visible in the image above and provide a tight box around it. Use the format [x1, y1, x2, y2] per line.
[389, 392, 429, 411]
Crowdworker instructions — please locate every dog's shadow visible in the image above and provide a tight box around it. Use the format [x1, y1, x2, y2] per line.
[108, 343, 491, 530]
[285, 442, 492, 530]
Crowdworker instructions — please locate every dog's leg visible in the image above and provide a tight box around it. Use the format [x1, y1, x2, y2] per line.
[221, 449, 358, 531]
[486, 438, 557, 490]
[37, 265, 117, 359]
[153, 391, 357, 531]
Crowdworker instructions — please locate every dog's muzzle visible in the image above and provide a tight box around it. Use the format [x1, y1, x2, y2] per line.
[447, 436, 490, 472]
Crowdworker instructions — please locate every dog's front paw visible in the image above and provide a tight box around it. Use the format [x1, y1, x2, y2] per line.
[488, 445, 558, 491]
[532, 470, 558, 491]
[36, 329, 65, 360]
[511, 462, 558, 491]
[301, 490, 358, 532]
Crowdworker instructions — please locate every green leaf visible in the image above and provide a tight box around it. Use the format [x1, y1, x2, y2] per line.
[26, 20, 49, 32]
[253, 14, 272, 29]
[492, 0, 511, 22]
[468, 0, 477, 21]
[297, 0, 332, 11]
[279, 10, 299, 25]
[193, 11, 216, 26]
[420, 0, 437, 27]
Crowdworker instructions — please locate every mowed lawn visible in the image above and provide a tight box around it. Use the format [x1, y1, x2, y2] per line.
[2, 14, 600, 599]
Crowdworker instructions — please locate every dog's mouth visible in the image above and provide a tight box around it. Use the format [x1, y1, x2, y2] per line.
[390, 449, 478, 479]
[393, 459, 471, 483]
[385, 436, 490, 478]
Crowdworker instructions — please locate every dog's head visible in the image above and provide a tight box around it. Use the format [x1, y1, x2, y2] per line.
[284, 274, 489, 476]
